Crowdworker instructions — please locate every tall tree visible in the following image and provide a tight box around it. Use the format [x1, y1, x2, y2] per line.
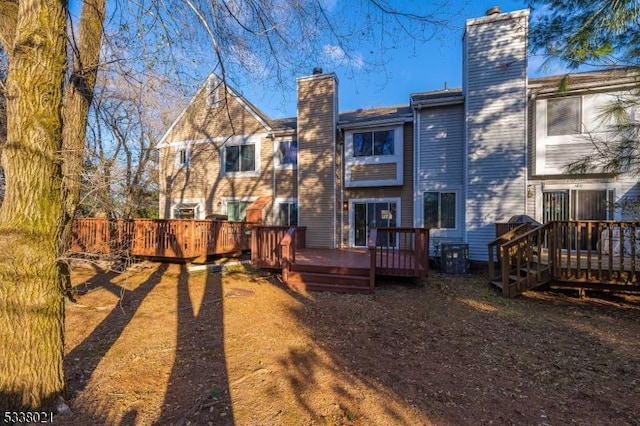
[0, 0, 456, 410]
[0, 0, 72, 410]
[530, 0, 640, 68]
[0, 0, 105, 410]
[530, 0, 640, 175]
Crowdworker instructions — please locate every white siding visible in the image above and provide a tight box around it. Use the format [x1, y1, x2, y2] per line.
[535, 92, 631, 175]
[463, 10, 529, 260]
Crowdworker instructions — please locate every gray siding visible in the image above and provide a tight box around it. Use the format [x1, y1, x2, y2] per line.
[418, 105, 464, 185]
[464, 10, 529, 260]
[417, 104, 465, 244]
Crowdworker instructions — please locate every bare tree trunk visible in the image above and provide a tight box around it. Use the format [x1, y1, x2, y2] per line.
[61, 0, 105, 220]
[0, 0, 68, 410]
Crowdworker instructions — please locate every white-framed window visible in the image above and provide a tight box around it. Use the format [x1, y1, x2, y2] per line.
[225, 200, 251, 221]
[275, 139, 297, 169]
[423, 191, 456, 229]
[275, 199, 298, 226]
[206, 75, 220, 109]
[171, 198, 204, 219]
[174, 145, 191, 169]
[349, 197, 400, 247]
[547, 97, 581, 136]
[542, 188, 614, 222]
[353, 129, 394, 157]
[344, 125, 403, 187]
[222, 141, 260, 177]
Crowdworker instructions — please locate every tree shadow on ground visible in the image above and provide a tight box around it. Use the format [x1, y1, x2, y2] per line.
[65, 263, 169, 397]
[156, 265, 233, 425]
[63, 262, 234, 425]
[274, 270, 640, 425]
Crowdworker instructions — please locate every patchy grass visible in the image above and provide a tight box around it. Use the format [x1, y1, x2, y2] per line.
[63, 261, 640, 425]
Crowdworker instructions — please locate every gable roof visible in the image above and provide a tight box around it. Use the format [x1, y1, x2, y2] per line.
[158, 74, 294, 147]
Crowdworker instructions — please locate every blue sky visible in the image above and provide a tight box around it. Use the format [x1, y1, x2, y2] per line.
[241, 0, 569, 119]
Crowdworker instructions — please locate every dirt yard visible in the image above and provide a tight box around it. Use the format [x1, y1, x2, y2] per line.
[62, 260, 640, 425]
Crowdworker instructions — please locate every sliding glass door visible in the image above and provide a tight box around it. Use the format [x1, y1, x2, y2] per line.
[353, 200, 397, 247]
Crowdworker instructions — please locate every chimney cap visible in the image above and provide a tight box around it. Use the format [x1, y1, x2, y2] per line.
[312, 67, 323, 75]
[485, 6, 501, 16]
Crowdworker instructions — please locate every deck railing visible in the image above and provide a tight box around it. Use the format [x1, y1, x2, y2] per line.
[280, 227, 297, 285]
[488, 223, 532, 282]
[71, 218, 135, 254]
[489, 220, 640, 296]
[71, 218, 254, 259]
[369, 227, 429, 278]
[250, 226, 306, 268]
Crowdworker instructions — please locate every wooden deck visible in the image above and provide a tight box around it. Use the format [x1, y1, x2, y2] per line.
[294, 248, 426, 273]
[272, 227, 429, 294]
[70, 218, 254, 260]
[489, 220, 640, 297]
[70, 219, 429, 294]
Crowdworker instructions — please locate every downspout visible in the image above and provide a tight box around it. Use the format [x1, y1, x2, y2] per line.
[413, 106, 420, 227]
[272, 136, 276, 224]
[333, 89, 338, 248]
[523, 31, 530, 217]
[340, 129, 344, 247]
[524, 90, 529, 217]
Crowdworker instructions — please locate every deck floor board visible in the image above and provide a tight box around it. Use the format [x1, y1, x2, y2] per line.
[295, 248, 370, 269]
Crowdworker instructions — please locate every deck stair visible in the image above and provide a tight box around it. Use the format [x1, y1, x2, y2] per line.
[285, 264, 372, 293]
[490, 220, 640, 297]
[253, 226, 428, 294]
[488, 222, 553, 297]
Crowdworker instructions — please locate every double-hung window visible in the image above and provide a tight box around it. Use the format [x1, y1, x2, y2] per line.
[224, 144, 256, 174]
[277, 202, 298, 226]
[424, 192, 456, 229]
[276, 140, 297, 168]
[226, 201, 251, 222]
[547, 97, 581, 136]
[175, 147, 190, 169]
[353, 129, 394, 157]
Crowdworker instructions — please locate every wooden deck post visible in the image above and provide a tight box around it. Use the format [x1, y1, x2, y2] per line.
[367, 229, 378, 293]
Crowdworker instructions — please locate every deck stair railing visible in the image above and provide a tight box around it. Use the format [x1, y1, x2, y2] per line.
[489, 222, 553, 297]
[280, 227, 298, 285]
[488, 223, 532, 282]
[250, 226, 306, 269]
[490, 220, 640, 297]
